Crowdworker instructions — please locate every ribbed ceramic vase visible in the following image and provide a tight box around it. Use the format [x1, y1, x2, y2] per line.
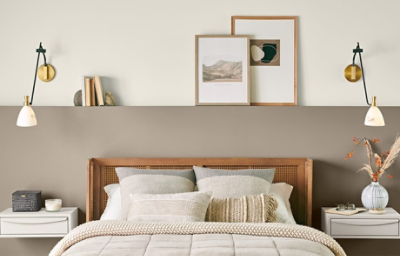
[361, 181, 389, 213]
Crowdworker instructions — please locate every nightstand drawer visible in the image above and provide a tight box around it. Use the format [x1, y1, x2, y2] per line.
[0, 217, 68, 235]
[331, 218, 399, 236]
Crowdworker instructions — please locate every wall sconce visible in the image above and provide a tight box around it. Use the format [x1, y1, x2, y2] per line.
[16, 43, 55, 127]
[344, 43, 385, 126]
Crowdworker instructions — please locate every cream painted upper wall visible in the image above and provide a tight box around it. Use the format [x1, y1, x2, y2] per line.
[0, 0, 399, 106]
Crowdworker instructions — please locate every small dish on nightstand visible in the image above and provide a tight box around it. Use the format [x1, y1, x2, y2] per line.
[45, 199, 62, 212]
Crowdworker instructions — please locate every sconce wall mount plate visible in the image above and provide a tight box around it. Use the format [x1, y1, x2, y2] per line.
[38, 64, 55, 82]
[344, 64, 362, 82]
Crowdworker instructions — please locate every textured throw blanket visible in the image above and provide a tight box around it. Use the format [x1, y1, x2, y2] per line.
[50, 221, 346, 256]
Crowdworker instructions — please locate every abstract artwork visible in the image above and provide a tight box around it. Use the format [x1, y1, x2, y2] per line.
[232, 16, 297, 105]
[250, 40, 280, 66]
[195, 35, 250, 105]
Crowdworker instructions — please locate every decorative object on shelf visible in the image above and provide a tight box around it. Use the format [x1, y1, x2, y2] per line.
[104, 90, 115, 106]
[231, 16, 297, 106]
[344, 43, 385, 126]
[16, 43, 56, 127]
[361, 182, 389, 214]
[74, 90, 82, 106]
[195, 35, 250, 105]
[94, 76, 105, 106]
[81, 76, 105, 106]
[345, 135, 400, 213]
[12, 190, 42, 212]
[45, 199, 62, 212]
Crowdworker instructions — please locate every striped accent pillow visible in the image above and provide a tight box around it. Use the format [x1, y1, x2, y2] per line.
[128, 191, 212, 222]
[116, 168, 196, 220]
[206, 194, 278, 223]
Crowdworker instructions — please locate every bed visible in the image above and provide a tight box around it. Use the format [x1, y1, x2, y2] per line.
[50, 158, 345, 256]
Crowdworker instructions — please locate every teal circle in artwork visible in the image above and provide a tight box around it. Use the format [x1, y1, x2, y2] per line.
[261, 44, 278, 63]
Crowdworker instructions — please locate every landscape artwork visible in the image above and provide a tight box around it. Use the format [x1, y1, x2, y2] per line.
[195, 35, 250, 105]
[250, 39, 280, 66]
[202, 57, 242, 83]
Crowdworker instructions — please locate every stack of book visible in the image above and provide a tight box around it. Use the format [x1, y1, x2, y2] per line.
[82, 76, 105, 106]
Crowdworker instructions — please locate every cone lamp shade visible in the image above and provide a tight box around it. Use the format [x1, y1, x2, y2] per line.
[16, 96, 37, 127]
[364, 96, 385, 127]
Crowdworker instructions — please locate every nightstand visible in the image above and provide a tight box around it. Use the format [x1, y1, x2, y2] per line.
[322, 207, 400, 239]
[0, 207, 78, 238]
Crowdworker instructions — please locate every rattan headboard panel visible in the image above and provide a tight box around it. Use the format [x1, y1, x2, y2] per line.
[87, 158, 313, 226]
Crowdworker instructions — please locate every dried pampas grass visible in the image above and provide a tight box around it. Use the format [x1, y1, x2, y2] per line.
[380, 135, 400, 173]
[354, 135, 400, 181]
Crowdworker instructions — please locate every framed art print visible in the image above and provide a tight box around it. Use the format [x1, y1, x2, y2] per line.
[232, 16, 297, 106]
[195, 35, 250, 105]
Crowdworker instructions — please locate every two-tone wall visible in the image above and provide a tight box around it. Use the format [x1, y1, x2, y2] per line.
[1, 106, 400, 255]
[2, 1, 400, 256]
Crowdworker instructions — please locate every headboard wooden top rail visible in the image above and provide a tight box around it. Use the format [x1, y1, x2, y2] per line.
[87, 158, 313, 226]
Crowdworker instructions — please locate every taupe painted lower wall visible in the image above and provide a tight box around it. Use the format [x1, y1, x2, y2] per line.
[1, 106, 400, 256]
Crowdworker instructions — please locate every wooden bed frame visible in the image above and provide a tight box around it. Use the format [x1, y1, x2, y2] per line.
[87, 158, 313, 226]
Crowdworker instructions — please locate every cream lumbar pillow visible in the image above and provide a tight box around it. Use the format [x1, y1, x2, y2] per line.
[128, 191, 212, 222]
[206, 193, 278, 223]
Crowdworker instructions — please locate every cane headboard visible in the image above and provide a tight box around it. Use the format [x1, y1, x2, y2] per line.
[87, 158, 313, 226]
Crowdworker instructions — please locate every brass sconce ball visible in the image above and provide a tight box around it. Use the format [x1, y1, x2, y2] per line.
[37, 64, 55, 82]
[344, 64, 362, 82]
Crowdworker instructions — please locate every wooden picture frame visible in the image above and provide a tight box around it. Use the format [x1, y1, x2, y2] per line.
[232, 16, 298, 106]
[195, 35, 250, 105]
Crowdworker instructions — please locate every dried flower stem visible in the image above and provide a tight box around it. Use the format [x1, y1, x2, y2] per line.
[346, 134, 400, 181]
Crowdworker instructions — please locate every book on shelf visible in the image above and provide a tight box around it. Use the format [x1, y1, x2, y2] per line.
[84, 77, 92, 106]
[81, 76, 86, 106]
[93, 76, 104, 106]
[90, 78, 95, 106]
[82, 75, 105, 106]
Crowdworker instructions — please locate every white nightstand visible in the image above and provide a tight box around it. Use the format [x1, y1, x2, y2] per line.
[322, 207, 400, 239]
[0, 207, 78, 238]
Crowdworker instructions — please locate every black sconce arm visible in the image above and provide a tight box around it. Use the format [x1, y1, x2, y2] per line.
[30, 42, 47, 105]
[352, 42, 371, 106]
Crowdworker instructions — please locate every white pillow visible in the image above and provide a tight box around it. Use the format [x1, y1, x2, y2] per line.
[100, 184, 121, 220]
[100, 182, 296, 224]
[269, 183, 296, 224]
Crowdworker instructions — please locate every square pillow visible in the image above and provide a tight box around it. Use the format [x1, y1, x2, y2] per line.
[128, 191, 211, 222]
[194, 166, 275, 198]
[270, 183, 296, 224]
[116, 168, 195, 220]
[206, 193, 278, 223]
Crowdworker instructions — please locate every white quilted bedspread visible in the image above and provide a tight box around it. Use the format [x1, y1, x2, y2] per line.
[49, 221, 346, 256]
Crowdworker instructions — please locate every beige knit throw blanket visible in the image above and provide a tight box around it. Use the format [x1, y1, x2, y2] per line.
[49, 221, 346, 256]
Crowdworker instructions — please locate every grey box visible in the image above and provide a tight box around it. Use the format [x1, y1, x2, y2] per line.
[12, 190, 42, 212]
